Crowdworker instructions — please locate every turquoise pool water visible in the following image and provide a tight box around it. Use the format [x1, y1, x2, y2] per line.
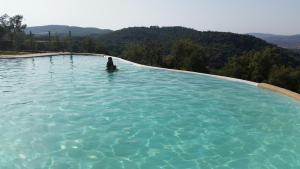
[1, 55, 300, 169]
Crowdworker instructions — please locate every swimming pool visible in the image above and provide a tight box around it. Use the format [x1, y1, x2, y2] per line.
[1, 55, 300, 169]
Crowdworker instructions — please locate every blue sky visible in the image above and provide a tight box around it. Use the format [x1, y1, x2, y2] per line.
[1, 0, 300, 34]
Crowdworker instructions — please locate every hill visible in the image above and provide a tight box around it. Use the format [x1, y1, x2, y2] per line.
[25, 25, 112, 36]
[100, 27, 300, 68]
[97, 27, 300, 92]
[249, 33, 300, 49]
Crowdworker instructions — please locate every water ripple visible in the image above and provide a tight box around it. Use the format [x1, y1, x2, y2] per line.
[0, 55, 300, 169]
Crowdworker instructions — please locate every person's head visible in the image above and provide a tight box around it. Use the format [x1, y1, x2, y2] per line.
[108, 57, 113, 62]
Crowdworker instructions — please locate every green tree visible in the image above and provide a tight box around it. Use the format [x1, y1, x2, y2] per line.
[0, 14, 26, 50]
[268, 66, 300, 92]
[172, 39, 196, 69]
[249, 47, 281, 82]
[82, 37, 96, 53]
[220, 52, 252, 80]
[144, 40, 164, 66]
[187, 48, 209, 73]
[171, 39, 209, 72]
[0, 14, 10, 31]
[0, 14, 12, 49]
[162, 55, 176, 68]
[9, 15, 27, 33]
[95, 42, 107, 54]
[122, 43, 146, 63]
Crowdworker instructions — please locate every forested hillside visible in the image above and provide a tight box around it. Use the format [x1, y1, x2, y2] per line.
[1, 14, 300, 93]
[100, 26, 277, 68]
[100, 27, 300, 92]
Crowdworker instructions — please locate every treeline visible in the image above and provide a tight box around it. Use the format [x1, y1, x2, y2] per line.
[1, 14, 300, 93]
[31, 35, 107, 53]
[219, 48, 300, 92]
[121, 39, 209, 73]
[0, 14, 106, 53]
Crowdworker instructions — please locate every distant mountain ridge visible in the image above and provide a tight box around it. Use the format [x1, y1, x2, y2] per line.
[249, 33, 300, 49]
[25, 25, 113, 36]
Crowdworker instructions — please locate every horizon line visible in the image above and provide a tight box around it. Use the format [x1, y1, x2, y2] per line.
[26, 24, 300, 36]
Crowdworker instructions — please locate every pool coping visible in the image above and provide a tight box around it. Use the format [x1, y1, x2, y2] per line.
[1, 52, 300, 101]
[258, 83, 300, 101]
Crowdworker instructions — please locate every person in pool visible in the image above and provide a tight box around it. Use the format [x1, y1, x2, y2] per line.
[106, 57, 117, 71]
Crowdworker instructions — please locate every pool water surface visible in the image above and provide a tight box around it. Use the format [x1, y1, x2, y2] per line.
[0, 55, 300, 169]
